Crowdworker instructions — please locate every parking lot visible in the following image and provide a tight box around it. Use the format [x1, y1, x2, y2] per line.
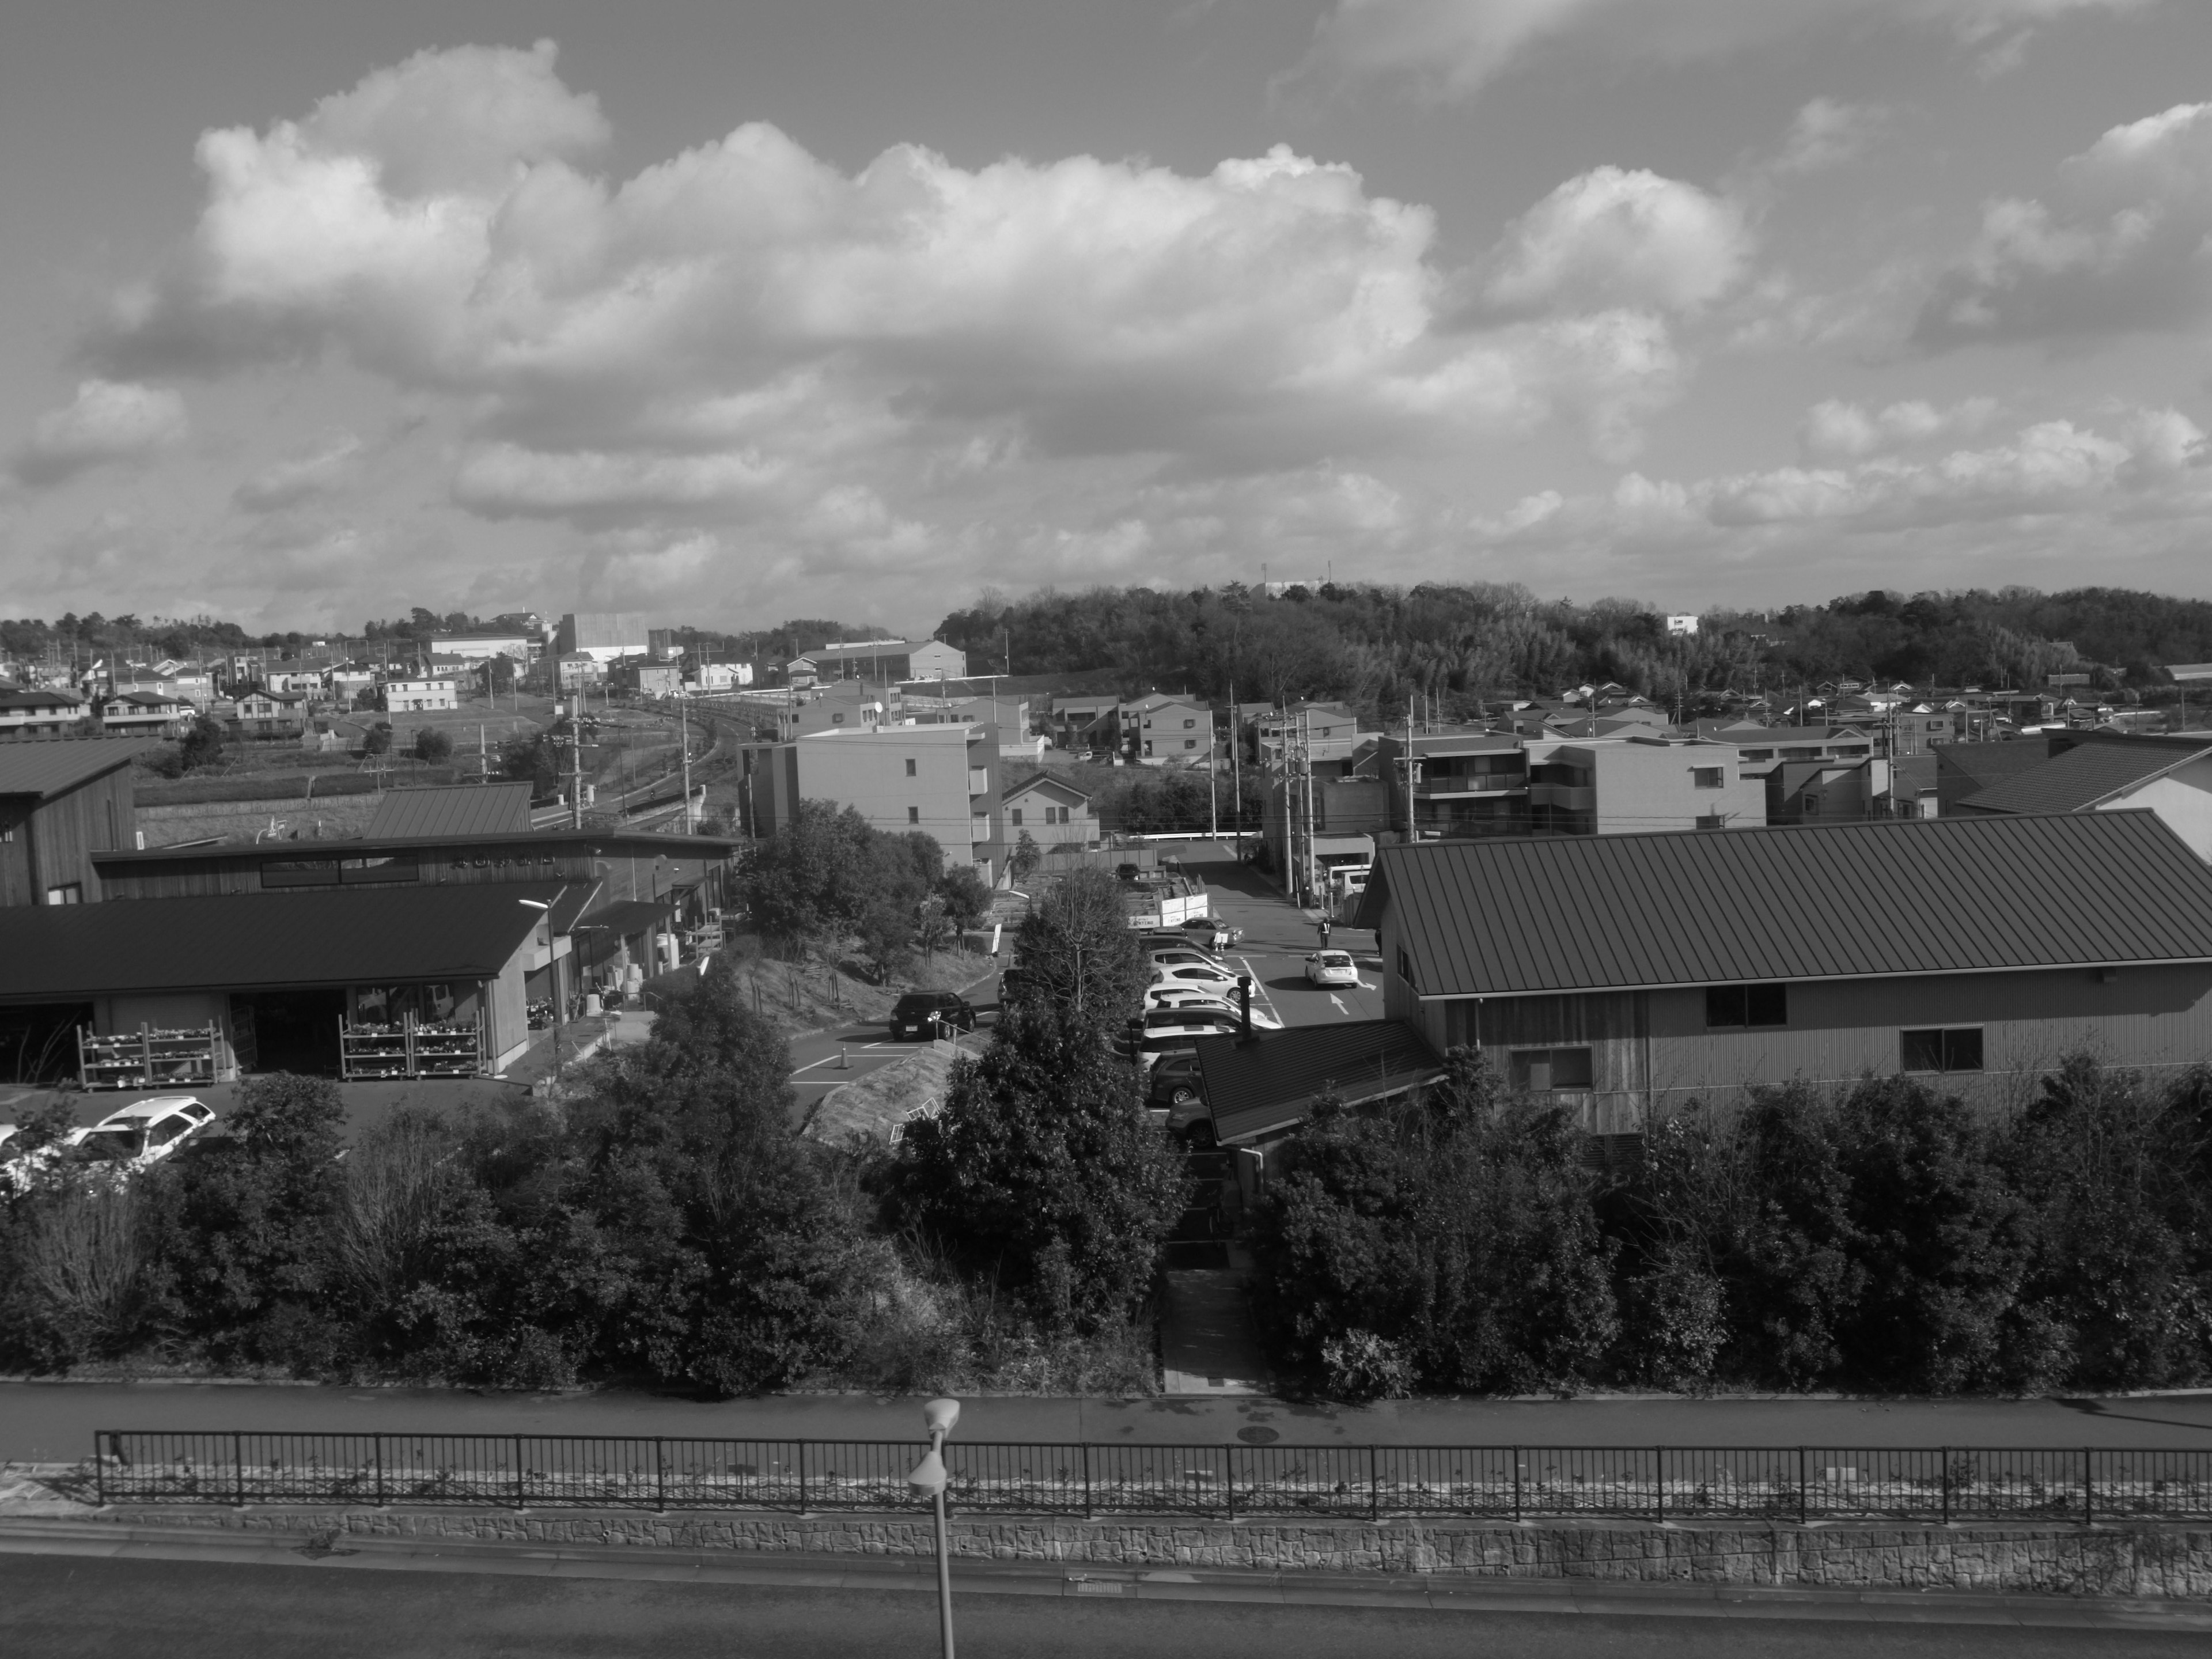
[1167, 841, 1386, 1030]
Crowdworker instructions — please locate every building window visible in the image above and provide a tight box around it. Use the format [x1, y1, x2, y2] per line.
[1509, 1047, 1594, 1091]
[1184, 739, 1196, 749]
[1184, 718, 1195, 729]
[908, 806, 919, 824]
[1691, 767, 1725, 789]
[1010, 808, 1024, 826]
[1397, 948, 1415, 987]
[1143, 741, 1154, 756]
[831, 712, 844, 725]
[45, 884, 82, 905]
[1695, 814, 1725, 830]
[1902, 1027, 1983, 1073]
[1706, 984, 1787, 1028]
[905, 758, 917, 777]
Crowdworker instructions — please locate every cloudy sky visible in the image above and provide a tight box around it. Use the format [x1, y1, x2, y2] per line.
[6, 1, 2212, 635]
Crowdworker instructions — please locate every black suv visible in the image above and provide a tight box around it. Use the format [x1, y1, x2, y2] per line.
[889, 990, 977, 1040]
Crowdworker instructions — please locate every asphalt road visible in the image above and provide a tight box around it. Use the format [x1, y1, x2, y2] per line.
[1, 1556, 2199, 1658]
[9, 1382, 2212, 1465]
[1169, 841, 1387, 1029]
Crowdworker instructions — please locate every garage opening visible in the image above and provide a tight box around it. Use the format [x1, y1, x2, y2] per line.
[231, 988, 347, 1075]
[0, 1003, 94, 1085]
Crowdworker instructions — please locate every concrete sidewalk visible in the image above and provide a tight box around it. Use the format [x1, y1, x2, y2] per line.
[0, 1516, 2205, 1630]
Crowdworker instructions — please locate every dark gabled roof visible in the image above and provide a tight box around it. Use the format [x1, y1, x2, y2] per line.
[1951, 737, 2212, 818]
[0, 687, 85, 711]
[1003, 771, 1092, 805]
[365, 783, 536, 839]
[1936, 739, 2053, 801]
[1355, 812, 2212, 999]
[0, 740, 146, 800]
[1193, 1020, 1445, 1145]
[0, 882, 557, 1001]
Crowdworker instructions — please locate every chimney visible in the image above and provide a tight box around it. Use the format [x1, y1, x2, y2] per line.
[1237, 974, 1253, 1040]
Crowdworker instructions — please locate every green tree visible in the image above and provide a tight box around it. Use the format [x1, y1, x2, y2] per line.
[1009, 830, 1041, 878]
[564, 956, 862, 1393]
[362, 724, 392, 757]
[414, 726, 454, 764]
[1002, 868, 1147, 1026]
[177, 718, 225, 772]
[885, 999, 1184, 1331]
[1250, 1052, 1618, 1399]
[937, 866, 992, 935]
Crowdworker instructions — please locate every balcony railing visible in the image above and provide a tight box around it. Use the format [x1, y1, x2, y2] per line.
[1416, 774, 1525, 794]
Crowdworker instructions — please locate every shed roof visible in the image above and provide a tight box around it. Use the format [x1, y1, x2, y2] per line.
[0, 740, 146, 800]
[1950, 737, 2212, 817]
[1192, 1020, 1445, 1145]
[365, 783, 536, 839]
[575, 896, 677, 938]
[0, 882, 556, 1001]
[1354, 811, 2212, 999]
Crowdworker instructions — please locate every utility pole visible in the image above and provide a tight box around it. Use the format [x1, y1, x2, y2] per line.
[1228, 680, 1240, 859]
[569, 698, 584, 829]
[679, 678, 694, 832]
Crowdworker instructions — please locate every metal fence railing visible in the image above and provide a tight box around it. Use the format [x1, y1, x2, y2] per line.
[88, 1433, 2212, 1523]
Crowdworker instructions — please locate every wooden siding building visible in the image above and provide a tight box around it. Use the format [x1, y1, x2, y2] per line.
[1356, 812, 2212, 1134]
[0, 740, 145, 907]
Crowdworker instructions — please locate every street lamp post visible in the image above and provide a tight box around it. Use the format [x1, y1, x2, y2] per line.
[906, 1397, 962, 1659]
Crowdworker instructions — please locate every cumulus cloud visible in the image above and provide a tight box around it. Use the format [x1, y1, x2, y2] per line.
[1798, 396, 1999, 460]
[1483, 167, 1752, 316]
[1917, 100, 2212, 346]
[1773, 99, 1889, 176]
[92, 41, 1719, 592]
[1296, 0, 2161, 101]
[12, 379, 188, 485]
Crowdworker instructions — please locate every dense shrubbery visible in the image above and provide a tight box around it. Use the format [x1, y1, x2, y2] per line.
[1253, 1054, 2212, 1399]
[738, 797, 987, 976]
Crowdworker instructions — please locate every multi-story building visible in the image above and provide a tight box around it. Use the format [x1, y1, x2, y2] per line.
[1118, 693, 1214, 766]
[740, 724, 1004, 876]
[0, 685, 89, 737]
[376, 678, 459, 714]
[556, 612, 651, 663]
[1376, 729, 1530, 839]
[425, 634, 532, 664]
[1376, 731, 1762, 838]
[776, 680, 898, 739]
[1048, 692, 1120, 752]
[230, 690, 310, 736]
[97, 691, 189, 737]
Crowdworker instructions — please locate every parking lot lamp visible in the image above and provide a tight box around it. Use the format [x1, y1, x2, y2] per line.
[906, 1397, 962, 1659]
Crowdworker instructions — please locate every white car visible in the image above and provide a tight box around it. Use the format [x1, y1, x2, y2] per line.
[68, 1096, 217, 1171]
[1144, 988, 1283, 1030]
[1151, 962, 1240, 993]
[1305, 950, 1361, 988]
[1147, 948, 1224, 972]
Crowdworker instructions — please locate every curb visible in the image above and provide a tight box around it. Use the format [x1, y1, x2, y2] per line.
[0, 1516, 2206, 1628]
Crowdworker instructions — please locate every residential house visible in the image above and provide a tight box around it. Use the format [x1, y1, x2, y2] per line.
[98, 691, 189, 737]
[1002, 772, 1098, 854]
[1376, 729, 1529, 838]
[1048, 692, 1120, 752]
[1119, 693, 1214, 767]
[1949, 730, 2212, 859]
[1263, 774, 1391, 900]
[556, 653, 606, 690]
[376, 677, 459, 714]
[0, 685, 88, 737]
[740, 724, 1003, 876]
[1252, 703, 1368, 772]
[0, 740, 142, 906]
[1357, 812, 2212, 1134]
[787, 638, 965, 687]
[690, 661, 752, 692]
[264, 668, 328, 697]
[230, 689, 310, 737]
[1695, 726, 1881, 825]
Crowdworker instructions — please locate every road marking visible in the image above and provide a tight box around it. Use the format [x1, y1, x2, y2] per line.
[1328, 993, 1349, 1016]
[1233, 955, 1285, 1025]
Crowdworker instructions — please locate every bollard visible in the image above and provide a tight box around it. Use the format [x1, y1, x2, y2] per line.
[839, 1046, 849, 1070]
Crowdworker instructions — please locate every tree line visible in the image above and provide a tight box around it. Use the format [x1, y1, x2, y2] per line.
[1255, 1052, 2212, 1399]
[0, 872, 1176, 1394]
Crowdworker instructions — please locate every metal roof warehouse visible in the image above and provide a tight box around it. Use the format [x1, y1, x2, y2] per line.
[1353, 811, 2212, 1132]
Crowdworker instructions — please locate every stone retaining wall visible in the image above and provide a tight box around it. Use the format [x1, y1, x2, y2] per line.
[85, 1504, 2212, 1600]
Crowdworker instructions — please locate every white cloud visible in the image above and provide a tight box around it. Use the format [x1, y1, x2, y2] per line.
[92, 42, 1717, 601]
[1296, 0, 2161, 101]
[1918, 100, 2212, 345]
[1483, 167, 1752, 316]
[12, 379, 188, 485]
[1798, 396, 1999, 460]
[1773, 99, 1889, 176]
[233, 434, 364, 510]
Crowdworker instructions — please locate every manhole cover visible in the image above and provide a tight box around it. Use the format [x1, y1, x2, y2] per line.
[1237, 1426, 1280, 1445]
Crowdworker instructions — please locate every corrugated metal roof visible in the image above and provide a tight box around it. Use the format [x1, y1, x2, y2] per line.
[365, 783, 536, 839]
[0, 740, 146, 800]
[575, 897, 676, 938]
[1950, 738, 2212, 817]
[1363, 812, 2212, 999]
[1194, 1020, 1444, 1145]
[0, 882, 558, 1001]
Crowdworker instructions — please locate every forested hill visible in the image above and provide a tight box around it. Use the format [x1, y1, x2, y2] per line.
[933, 584, 2212, 718]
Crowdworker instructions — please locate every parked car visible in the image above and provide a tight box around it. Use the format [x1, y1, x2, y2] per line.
[1144, 1052, 1214, 1141]
[1137, 1006, 1244, 1066]
[1143, 987, 1282, 1029]
[1148, 947, 1223, 971]
[1187, 918, 1243, 950]
[1152, 962, 1240, 993]
[1305, 949, 1361, 988]
[888, 991, 977, 1040]
[66, 1096, 217, 1171]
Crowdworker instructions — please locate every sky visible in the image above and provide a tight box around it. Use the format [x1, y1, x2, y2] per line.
[6, 1, 2212, 636]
